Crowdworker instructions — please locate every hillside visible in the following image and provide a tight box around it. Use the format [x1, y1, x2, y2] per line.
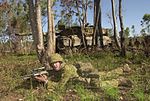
[0, 52, 150, 101]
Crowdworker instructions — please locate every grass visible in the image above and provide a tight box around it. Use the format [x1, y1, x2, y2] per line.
[104, 86, 120, 100]
[0, 52, 150, 100]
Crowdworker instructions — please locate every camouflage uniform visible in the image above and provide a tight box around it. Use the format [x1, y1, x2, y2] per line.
[96, 68, 123, 89]
[47, 53, 78, 90]
[77, 62, 124, 89]
[47, 53, 128, 90]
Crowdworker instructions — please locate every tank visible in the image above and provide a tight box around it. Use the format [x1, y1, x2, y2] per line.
[56, 26, 112, 53]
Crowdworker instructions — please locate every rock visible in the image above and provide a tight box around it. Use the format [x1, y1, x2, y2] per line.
[118, 77, 132, 88]
[122, 64, 131, 73]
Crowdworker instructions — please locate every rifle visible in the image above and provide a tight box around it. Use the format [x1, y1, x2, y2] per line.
[81, 72, 100, 78]
[23, 67, 49, 80]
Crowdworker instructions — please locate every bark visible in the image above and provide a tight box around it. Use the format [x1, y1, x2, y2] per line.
[92, 0, 97, 46]
[28, 0, 56, 68]
[35, 0, 45, 65]
[81, 0, 88, 50]
[75, 1, 82, 26]
[92, 0, 103, 48]
[98, 0, 104, 48]
[52, 10, 56, 53]
[47, 0, 55, 55]
[111, 0, 121, 49]
[75, 0, 88, 51]
[119, 0, 126, 57]
[28, 0, 37, 48]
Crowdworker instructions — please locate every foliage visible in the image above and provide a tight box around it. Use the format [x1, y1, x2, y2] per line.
[124, 27, 130, 38]
[0, 1, 10, 33]
[65, 52, 124, 71]
[141, 14, 150, 34]
[133, 90, 145, 101]
[56, 0, 93, 27]
[5, 1, 30, 35]
[104, 86, 120, 100]
[74, 84, 98, 101]
[131, 25, 136, 36]
[0, 52, 150, 100]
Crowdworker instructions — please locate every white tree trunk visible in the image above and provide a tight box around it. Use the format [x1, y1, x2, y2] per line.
[35, 0, 45, 64]
[119, 0, 126, 56]
[111, 0, 121, 49]
[47, 0, 55, 55]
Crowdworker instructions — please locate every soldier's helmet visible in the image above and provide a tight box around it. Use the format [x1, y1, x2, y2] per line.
[49, 53, 63, 64]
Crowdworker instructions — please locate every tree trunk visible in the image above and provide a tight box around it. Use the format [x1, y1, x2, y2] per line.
[75, 0, 88, 51]
[98, 0, 104, 48]
[28, 0, 37, 49]
[92, 0, 103, 48]
[28, 0, 56, 68]
[28, 0, 46, 65]
[35, 0, 45, 64]
[52, 10, 56, 53]
[47, 0, 55, 55]
[75, 1, 82, 26]
[81, 0, 88, 51]
[92, 0, 97, 46]
[119, 0, 126, 57]
[111, 0, 121, 49]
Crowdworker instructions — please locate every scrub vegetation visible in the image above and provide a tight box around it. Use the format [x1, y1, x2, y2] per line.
[0, 52, 150, 101]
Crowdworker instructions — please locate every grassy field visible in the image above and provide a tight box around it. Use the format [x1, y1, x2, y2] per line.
[0, 52, 150, 101]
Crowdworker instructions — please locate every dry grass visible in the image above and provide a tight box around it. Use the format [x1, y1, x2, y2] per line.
[0, 52, 150, 101]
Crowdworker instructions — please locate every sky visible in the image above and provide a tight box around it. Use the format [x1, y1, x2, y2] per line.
[0, 0, 149, 36]
[86, 0, 150, 36]
[44, 0, 150, 36]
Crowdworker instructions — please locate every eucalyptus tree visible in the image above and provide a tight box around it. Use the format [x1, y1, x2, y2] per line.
[28, 0, 56, 67]
[60, 0, 93, 50]
[141, 14, 150, 34]
[124, 27, 130, 38]
[0, 1, 9, 33]
[92, 0, 103, 48]
[47, 0, 56, 55]
[60, 0, 93, 27]
[119, 0, 126, 57]
[131, 25, 135, 36]
[0, 0, 30, 53]
[111, 0, 120, 49]
[3, 0, 30, 35]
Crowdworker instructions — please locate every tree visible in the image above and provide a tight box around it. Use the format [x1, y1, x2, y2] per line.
[60, 0, 93, 27]
[119, 0, 126, 57]
[60, 0, 93, 50]
[0, 1, 10, 33]
[92, 0, 103, 48]
[111, 0, 120, 49]
[28, 0, 56, 67]
[0, 1, 31, 53]
[47, 0, 56, 55]
[141, 14, 150, 34]
[124, 27, 130, 38]
[35, 0, 45, 64]
[131, 25, 136, 36]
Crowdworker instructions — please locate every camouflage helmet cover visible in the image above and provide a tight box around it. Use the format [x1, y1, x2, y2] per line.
[49, 53, 63, 64]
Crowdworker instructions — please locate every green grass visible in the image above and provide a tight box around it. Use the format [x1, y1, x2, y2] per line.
[104, 86, 120, 100]
[0, 52, 150, 100]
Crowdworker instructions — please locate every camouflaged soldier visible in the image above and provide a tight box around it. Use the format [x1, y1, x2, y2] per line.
[35, 53, 79, 90]
[96, 64, 132, 89]
[35, 53, 132, 90]
[76, 62, 132, 90]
